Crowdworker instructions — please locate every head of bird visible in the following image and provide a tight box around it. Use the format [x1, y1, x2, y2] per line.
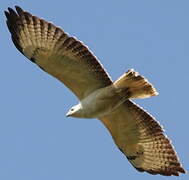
[66, 104, 83, 118]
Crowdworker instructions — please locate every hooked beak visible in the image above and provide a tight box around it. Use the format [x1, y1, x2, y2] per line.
[66, 112, 70, 117]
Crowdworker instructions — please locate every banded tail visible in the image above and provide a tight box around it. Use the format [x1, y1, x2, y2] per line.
[114, 69, 158, 99]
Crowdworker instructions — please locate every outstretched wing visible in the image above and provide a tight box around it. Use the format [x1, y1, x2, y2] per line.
[100, 100, 185, 176]
[5, 6, 112, 99]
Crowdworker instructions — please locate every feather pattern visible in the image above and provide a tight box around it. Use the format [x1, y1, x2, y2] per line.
[5, 6, 112, 99]
[100, 100, 185, 176]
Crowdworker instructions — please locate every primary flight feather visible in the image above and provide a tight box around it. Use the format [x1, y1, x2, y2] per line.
[5, 6, 185, 176]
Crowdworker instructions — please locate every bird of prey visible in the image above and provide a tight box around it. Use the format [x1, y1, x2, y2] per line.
[5, 6, 185, 176]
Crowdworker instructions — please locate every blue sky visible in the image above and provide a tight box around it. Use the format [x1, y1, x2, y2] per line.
[0, 0, 188, 179]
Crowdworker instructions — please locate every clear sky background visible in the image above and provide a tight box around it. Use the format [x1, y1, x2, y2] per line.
[0, 0, 188, 179]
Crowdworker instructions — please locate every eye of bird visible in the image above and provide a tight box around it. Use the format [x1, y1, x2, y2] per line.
[71, 108, 74, 111]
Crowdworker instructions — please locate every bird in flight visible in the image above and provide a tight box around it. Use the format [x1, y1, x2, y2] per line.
[5, 6, 185, 176]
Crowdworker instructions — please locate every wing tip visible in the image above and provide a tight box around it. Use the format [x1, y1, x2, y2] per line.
[5, 7, 17, 22]
[4, 10, 9, 19]
[15, 5, 22, 10]
[135, 166, 186, 176]
[5, 5, 24, 20]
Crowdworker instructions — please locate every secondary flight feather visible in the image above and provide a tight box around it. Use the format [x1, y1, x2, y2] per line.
[5, 6, 185, 176]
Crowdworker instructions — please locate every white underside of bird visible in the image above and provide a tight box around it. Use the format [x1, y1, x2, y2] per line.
[66, 69, 158, 118]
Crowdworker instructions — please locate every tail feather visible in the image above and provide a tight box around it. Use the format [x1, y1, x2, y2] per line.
[114, 69, 158, 99]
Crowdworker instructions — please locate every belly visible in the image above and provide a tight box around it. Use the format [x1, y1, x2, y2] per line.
[80, 86, 122, 118]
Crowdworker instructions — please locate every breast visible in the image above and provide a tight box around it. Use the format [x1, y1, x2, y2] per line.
[80, 86, 122, 118]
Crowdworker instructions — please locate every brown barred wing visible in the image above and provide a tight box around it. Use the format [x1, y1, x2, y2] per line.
[100, 100, 185, 176]
[5, 6, 112, 99]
